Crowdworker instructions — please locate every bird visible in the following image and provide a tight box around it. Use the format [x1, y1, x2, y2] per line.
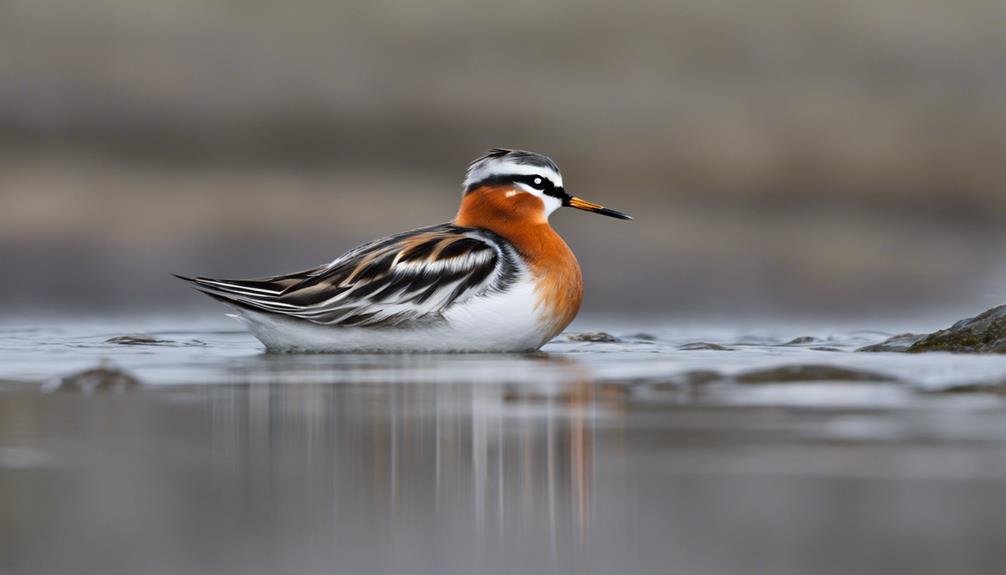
[176, 149, 631, 352]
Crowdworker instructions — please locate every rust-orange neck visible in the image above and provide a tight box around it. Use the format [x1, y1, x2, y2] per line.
[454, 185, 583, 338]
[455, 185, 546, 229]
[454, 186, 561, 265]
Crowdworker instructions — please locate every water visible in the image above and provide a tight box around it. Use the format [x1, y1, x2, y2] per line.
[2, 316, 1006, 575]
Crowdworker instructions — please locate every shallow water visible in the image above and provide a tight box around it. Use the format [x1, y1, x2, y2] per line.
[2, 316, 1006, 575]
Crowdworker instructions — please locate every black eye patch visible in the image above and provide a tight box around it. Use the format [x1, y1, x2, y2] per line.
[464, 173, 567, 199]
[512, 174, 550, 191]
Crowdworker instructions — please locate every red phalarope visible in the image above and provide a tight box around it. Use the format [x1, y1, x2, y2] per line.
[176, 149, 631, 352]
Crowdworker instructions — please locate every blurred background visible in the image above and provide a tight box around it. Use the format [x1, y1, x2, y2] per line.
[2, 0, 1004, 318]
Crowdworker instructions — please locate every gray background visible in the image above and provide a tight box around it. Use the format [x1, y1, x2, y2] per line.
[3, 0, 1004, 316]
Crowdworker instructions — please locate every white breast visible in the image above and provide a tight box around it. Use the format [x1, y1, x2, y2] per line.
[440, 275, 550, 350]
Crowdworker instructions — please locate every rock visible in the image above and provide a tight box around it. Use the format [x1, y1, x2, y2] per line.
[624, 333, 658, 341]
[783, 336, 816, 345]
[734, 364, 897, 384]
[567, 332, 621, 343]
[46, 361, 141, 393]
[678, 342, 733, 351]
[924, 382, 1006, 395]
[857, 333, 926, 352]
[906, 305, 1006, 354]
[859, 306, 1006, 354]
[105, 335, 206, 347]
[106, 334, 172, 345]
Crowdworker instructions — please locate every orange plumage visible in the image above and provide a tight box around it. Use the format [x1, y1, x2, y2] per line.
[456, 185, 583, 338]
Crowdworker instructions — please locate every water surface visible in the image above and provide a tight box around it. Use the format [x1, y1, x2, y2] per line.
[1, 317, 1005, 575]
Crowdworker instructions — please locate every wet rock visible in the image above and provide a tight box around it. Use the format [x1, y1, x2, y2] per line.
[810, 346, 844, 352]
[906, 306, 1006, 354]
[783, 336, 816, 345]
[924, 382, 1006, 395]
[624, 333, 658, 341]
[106, 334, 173, 346]
[105, 335, 206, 347]
[858, 333, 926, 353]
[46, 361, 141, 393]
[734, 364, 897, 384]
[567, 332, 621, 343]
[678, 342, 733, 351]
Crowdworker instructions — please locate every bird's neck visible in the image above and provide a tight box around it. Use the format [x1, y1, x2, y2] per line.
[455, 184, 545, 225]
[454, 185, 563, 260]
[455, 186, 583, 337]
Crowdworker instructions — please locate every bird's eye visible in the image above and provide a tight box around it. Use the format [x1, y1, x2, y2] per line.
[513, 174, 549, 191]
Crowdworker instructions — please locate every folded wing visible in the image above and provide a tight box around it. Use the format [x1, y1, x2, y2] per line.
[176, 224, 520, 327]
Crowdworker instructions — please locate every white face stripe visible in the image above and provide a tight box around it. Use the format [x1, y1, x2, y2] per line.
[463, 159, 563, 190]
[513, 182, 563, 217]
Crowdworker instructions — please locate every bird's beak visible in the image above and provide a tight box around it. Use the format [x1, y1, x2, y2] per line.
[564, 196, 633, 220]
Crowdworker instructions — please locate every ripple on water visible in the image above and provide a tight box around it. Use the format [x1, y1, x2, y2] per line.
[0, 318, 1003, 404]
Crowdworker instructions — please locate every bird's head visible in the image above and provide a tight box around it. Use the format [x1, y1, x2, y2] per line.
[457, 149, 632, 226]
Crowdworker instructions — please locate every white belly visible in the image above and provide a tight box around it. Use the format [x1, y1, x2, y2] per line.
[234, 278, 553, 353]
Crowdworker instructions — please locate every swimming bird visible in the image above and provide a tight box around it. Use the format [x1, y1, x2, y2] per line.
[176, 149, 631, 352]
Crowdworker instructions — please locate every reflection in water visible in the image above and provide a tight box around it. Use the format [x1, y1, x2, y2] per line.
[219, 351, 611, 557]
[205, 367, 610, 560]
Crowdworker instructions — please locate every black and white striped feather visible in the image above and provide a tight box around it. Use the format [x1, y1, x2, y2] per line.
[176, 224, 522, 328]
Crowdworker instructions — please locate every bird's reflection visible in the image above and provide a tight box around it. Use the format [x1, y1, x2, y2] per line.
[210, 354, 622, 552]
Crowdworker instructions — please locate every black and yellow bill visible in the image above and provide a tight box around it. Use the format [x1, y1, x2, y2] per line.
[565, 196, 633, 220]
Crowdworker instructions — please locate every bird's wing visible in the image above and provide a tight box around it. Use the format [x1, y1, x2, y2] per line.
[176, 224, 521, 327]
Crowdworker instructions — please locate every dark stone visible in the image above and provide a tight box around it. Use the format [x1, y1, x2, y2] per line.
[924, 382, 1006, 395]
[105, 335, 206, 347]
[624, 333, 658, 341]
[106, 334, 173, 345]
[857, 333, 926, 352]
[567, 332, 621, 343]
[678, 342, 733, 351]
[734, 364, 897, 384]
[783, 336, 816, 345]
[906, 305, 1006, 354]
